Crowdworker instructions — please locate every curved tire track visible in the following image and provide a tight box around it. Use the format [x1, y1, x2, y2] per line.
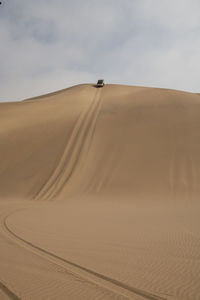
[0, 281, 20, 300]
[3, 210, 166, 300]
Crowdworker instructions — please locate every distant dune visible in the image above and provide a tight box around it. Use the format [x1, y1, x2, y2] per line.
[0, 84, 200, 300]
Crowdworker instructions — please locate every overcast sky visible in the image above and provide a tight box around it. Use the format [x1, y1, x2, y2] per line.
[1, 0, 200, 102]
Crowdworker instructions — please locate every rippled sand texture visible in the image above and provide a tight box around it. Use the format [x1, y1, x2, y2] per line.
[1, 84, 200, 300]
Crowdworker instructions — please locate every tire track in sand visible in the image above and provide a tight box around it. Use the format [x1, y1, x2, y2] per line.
[0, 281, 20, 300]
[3, 211, 167, 300]
[35, 86, 103, 201]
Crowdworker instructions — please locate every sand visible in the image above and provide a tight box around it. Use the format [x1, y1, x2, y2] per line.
[0, 84, 200, 299]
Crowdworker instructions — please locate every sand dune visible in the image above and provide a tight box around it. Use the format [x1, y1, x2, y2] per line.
[0, 84, 200, 299]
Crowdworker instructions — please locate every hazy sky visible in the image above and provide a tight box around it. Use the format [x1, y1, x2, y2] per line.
[1, 0, 200, 101]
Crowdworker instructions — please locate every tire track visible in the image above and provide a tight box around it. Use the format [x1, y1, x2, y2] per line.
[34, 86, 102, 201]
[3, 210, 167, 300]
[0, 208, 130, 300]
[0, 280, 20, 300]
[51, 86, 103, 200]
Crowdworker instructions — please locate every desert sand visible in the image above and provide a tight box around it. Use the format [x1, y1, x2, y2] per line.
[0, 84, 200, 300]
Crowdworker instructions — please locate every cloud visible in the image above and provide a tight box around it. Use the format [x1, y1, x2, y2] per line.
[1, 0, 200, 101]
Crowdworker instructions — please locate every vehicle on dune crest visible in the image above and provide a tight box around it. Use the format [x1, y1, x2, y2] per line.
[96, 79, 104, 88]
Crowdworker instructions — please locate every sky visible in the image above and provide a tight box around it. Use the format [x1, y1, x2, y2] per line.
[1, 0, 200, 102]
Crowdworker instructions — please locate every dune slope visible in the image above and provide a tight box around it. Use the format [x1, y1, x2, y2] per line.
[1, 84, 200, 300]
[1, 84, 200, 201]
